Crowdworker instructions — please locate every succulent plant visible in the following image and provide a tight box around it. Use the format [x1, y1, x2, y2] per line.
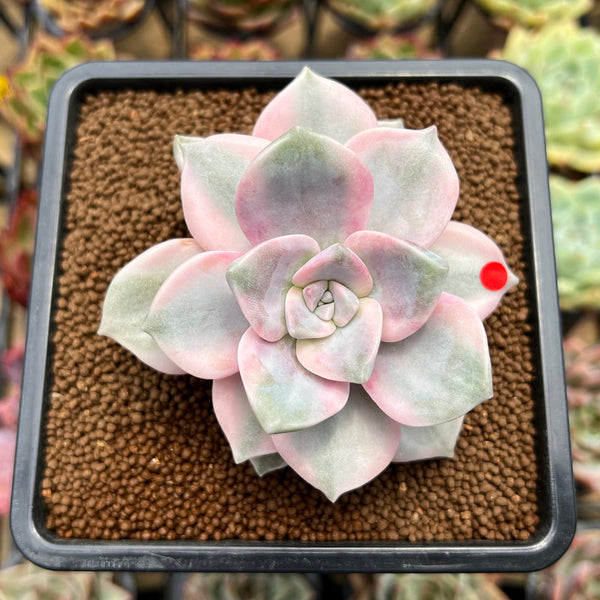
[563, 327, 600, 497]
[375, 573, 510, 599]
[181, 573, 315, 600]
[0, 561, 132, 599]
[532, 529, 600, 600]
[473, 0, 592, 28]
[189, 39, 281, 60]
[0, 33, 115, 144]
[495, 21, 600, 173]
[38, 0, 146, 34]
[327, 0, 437, 32]
[0, 189, 38, 307]
[186, 0, 294, 35]
[345, 32, 440, 59]
[100, 67, 518, 501]
[549, 175, 600, 311]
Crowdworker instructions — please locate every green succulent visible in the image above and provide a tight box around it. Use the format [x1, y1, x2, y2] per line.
[474, 0, 592, 28]
[375, 573, 509, 600]
[550, 175, 600, 311]
[496, 21, 600, 173]
[327, 0, 437, 31]
[189, 39, 280, 60]
[0, 561, 131, 600]
[345, 32, 439, 59]
[0, 33, 115, 144]
[181, 573, 315, 600]
[186, 0, 294, 34]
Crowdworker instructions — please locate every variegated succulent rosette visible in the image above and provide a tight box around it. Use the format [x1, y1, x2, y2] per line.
[99, 67, 518, 501]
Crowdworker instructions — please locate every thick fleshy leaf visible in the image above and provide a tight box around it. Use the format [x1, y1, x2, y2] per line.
[285, 286, 336, 339]
[238, 330, 349, 434]
[364, 293, 493, 427]
[429, 221, 519, 319]
[252, 66, 378, 144]
[330, 281, 360, 327]
[212, 374, 276, 463]
[250, 453, 287, 476]
[292, 243, 373, 297]
[226, 235, 320, 342]
[236, 127, 374, 249]
[393, 417, 464, 463]
[296, 298, 382, 384]
[145, 251, 248, 379]
[345, 230, 448, 342]
[180, 134, 269, 252]
[315, 303, 335, 321]
[303, 280, 328, 311]
[378, 118, 404, 128]
[173, 134, 203, 170]
[98, 239, 202, 374]
[346, 126, 459, 247]
[272, 385, 401, 501]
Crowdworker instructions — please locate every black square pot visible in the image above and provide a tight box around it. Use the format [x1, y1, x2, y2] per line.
[11, 60, 575, 572]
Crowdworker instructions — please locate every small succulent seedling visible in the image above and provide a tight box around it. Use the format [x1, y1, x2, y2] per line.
[100, 68, 518, 501]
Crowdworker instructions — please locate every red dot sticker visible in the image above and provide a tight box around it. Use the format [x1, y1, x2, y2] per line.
[480, 261, 508, 291]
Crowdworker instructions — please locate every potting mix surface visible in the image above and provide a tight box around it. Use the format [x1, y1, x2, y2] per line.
[43, 82, 540, 542]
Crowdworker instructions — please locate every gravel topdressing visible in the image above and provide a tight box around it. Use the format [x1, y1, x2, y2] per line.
[42, 80, 540, 542]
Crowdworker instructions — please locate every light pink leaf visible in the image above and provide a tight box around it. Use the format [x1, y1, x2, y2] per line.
[329, 281, 360, 327]
[345, 230, 448, 342]
[238, 330, 349, 434]
[173, 134, 203, 170]
[98, 239, 202, 374]
[285, 286, 336, 339]
[145, 251, 248, 379]
[393, 417, 464, 463]
[236, 127, 373, 249]
[212, 373, 276, 463]
[180, 134, 269, 252]
[226, 235, 320, 342]
[252, 66, 378, 144]
[364, 293, 493, 427]
[296, 298, 382, 384]
[272, 385, 401, 502]
[250, 453, 287, 476]
[346, 126, 459, 247]
[303, 280, 328, 311]
[292, 243, 373, 297]
[429, 221, 519, 319]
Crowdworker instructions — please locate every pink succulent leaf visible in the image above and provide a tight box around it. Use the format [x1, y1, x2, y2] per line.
[285, 286, 337, 339]
[345, 230, 448, 342]
[98, 239, 202, 374]
[429, 221, 519, 319]
[0, 429, 16, 516]
[329, 281, 360, 327]
[250, 453, 287, 476]
[226, 234, 321, 342]
[296, 298, 382, 384]
[238, 329, 349, 434]
[145, 251, 248, 379]
[303, 280, 329, 311]
[392, 416, 464, 463]
[236, 127, 374, 249]
[212, 373, 277, 463]
[252, 66, 378, 144]
[346, 126, 459, 247]
[378, 118, 404, 128]
[181, 134, 270, 252]
[173, 134, 204, 170]
[272, 385, 401, 502]
[0, 390, 19, 429]
[364, 293, 493, 426]
[292, 243, 373, 297]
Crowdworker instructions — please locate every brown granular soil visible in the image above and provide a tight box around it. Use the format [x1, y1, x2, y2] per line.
[42, 80, 540, 542]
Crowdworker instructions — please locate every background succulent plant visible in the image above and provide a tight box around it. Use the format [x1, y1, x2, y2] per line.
[495, 21, 600, 173]
[0, 33, 115, 144]
[186, 0, 295, 35]
[326, 0, 437, 32]
[189, 39, 280, 60]
[100, 68, 518, 501]
[344, 32, 439, 59]
[473, 0, 592, 28]
[550, 175, 600, 311]
[37, 0, 146, 34]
